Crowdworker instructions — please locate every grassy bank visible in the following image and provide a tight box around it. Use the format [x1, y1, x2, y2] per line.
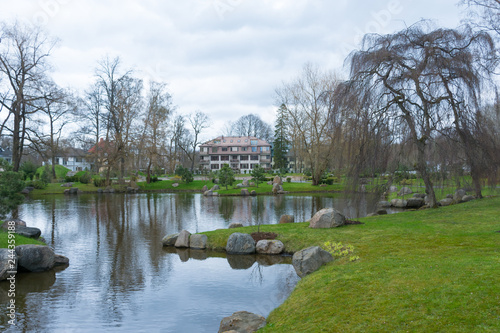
[0, 222, 46, 248]
[202, 196, 500, 332]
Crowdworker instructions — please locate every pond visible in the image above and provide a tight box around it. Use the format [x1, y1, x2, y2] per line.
[0, 193, 384, 332]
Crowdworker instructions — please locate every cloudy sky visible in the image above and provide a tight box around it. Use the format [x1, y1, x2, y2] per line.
[1, 0, 465, 138]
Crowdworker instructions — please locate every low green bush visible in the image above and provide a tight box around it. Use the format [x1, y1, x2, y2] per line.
[79, 173, 92, 184]
[93, 177, 106, 187]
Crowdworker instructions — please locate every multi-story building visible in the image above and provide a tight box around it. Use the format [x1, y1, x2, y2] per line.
[199, 136, 272, 172]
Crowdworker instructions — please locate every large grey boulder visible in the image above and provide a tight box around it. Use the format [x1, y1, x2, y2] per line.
[309, 208, 346, 229]
[292, 246, 334, 278]
[391, 199, 407, 208]
[202, 185, 208, 192]
[242, 179, 249, 187]
[241, 189, 250, 196]
[256, 240, 284, 255]
[218, 311, 266, 333]
[250, 190, 257, 196]
[190, 234, 208, 250]
[377, 201, 391, 208]
[211, 185, 220, 191]
[454, 189, 467, 202]
[439, 198, 454, 206]
[462, 195, 475, 202]
[174, 230, 191, 248]
[54, 254, 70, 266]
[228, 222, 244, 229]
[398, 187, 413, 196]
[204, 190, 214, 197]
[413, 193, 426, 199]
[272, 183, 283, 194]
[0, 248, 17, 281]
[279, 215, 294, 224]
[15, 226, 42, 239]
[162, 233, 179, 247]
[388, 185, 398, 193]
[15, 245, 55, 272]
[226, 233, 255, 254]
[273, 176, 282, 185]
[406, 197, 425, 208]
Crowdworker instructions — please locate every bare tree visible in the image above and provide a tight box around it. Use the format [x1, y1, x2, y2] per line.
[95, 56, 142, 183]
[230, 114, 273, 142]
[27, 81, 75, 178]
[76, 84, 105, 172]
[0, 21, 56, 171]
[141, 81, 173, 183]
[276, 63, 340, 185]
[348, 22, 496, 205]
[178, 111, 210, 171]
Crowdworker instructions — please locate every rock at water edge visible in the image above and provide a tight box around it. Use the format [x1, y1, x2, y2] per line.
[279, 215, 294, 224]
[309, 208, 346, 229]
[0, 248, 17, 281]
[218, 311, 266, 333]
[292, 246, 334, 278]
[162, 233, 180, 247]
[256, 240, 284, 255]
[190, 234, 208, 250]
[174, 230, 191, 248]
[15, 245, 55, 272]
[226, 233, 255, 254]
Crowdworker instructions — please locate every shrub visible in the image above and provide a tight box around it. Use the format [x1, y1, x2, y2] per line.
[79, 172, 92, 184]
[93, 177, 106, 187]
[286, 177, 292, 183]
[26, 180, 47, 190]
[150, 176, 159, 183]
[64, 175, 79, 183]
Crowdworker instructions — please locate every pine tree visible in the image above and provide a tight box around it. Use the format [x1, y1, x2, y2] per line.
[273, 104, 289, 170]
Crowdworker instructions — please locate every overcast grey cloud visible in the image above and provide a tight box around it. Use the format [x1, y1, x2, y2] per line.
[0, 0, 463, 138]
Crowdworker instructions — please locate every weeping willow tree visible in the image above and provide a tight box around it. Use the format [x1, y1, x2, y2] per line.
[347, 22, 496, 206]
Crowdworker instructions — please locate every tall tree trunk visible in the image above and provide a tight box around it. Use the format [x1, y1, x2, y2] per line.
[416, 140, 437, 208]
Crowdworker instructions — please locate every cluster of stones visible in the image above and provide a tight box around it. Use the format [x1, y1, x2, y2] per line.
[225, 233, 285, 255]
[0, 220, 69, 281]
[375, 187, 477, 213]
[270, 176, 286, 195]
[203, 184, 221, 197]
[20, 186, 34, 195]
[162, 230, 208, 250]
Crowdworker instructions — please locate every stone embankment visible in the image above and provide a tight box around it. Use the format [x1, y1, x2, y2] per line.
[0, 219, 69, 281]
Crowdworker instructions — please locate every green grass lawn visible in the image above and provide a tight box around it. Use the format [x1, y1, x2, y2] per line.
[0, 222, 46, 248]
[202, 196, 500, 332]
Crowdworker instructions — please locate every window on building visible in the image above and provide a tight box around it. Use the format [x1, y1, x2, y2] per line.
[251, 147, 257, 152]
[242, 147, 247, 151]
[211, 156, 220, 161]
[222, 147, 228, 152]
[212, 147, 218, 153]
[211, 164, 220, 170]
[231, 147, 238, 152]
[214, 140, 220, 144]
[221, 156, 229, 161]
[250, 164, 258, 169]
[237, 140, 241, 143]
[240, 164, 249, 169]
[250, 155, 259, 161]
[230, 140, 233, 143]
[231, 155, 238, 160]
[240, 155, 249, 161]
[251, 140, 258, 145]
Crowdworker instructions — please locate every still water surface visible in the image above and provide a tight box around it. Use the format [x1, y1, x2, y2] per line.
[0, 193, 380, 332]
